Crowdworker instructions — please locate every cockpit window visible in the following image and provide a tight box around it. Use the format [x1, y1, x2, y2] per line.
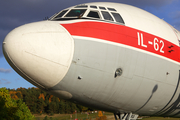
[111, 13, 125, 24]
[65, 9, 87, 17]
[99, 6, 106, 10]
[50, 5, 125, 25]
[90, 6, 97, 9]
[101, 11, 114, 21]
[108, 8, 116, 11]
[87, 11, 100, 18]
[54, 10, 68, 19]
[75, 5, 88, 8]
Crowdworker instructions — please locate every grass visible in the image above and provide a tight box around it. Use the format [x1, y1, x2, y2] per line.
[34, 112, 112, 120]
[34, 113, 180, 120]
[142, 117, 180, 120]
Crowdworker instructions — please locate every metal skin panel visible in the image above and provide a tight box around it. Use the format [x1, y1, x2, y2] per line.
[3, 21, 74, 89]
[61, 21, 180, 63]
[66, 2, 179, 45]
[51, 36, 180, 116]
[3, 2, 180, 119]
[53, 6, 180, 116]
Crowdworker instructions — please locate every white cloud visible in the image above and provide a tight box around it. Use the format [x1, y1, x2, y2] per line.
[15, 78, 20, 82]
[0, 78, 11, 84]
[0, 68, 12, 73]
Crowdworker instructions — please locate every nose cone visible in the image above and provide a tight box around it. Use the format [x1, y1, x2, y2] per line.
[3, 21, 74, 89]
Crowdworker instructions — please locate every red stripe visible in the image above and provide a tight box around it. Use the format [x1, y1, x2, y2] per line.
[61, 21, 180, 63]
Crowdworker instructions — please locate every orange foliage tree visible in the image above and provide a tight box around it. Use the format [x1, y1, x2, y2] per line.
[38, 93, 45, 101]
[49, 95, 53, 103]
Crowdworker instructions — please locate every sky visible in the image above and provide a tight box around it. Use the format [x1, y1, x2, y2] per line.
[0, 0, 180, 89]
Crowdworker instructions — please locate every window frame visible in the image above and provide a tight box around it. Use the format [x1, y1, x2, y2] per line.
[53, 9, 69, 19]
[110, 12, 125, 24]
[85, 10, 102, 20]
[107, 8, 117, 11]
[90, 5, 97, 9]
[101, 11, 114, 22]
[50, 5, 125, 25]
[74, 5, 88, 8]
[64, 9, 87, 18]
[99, 6, 106, 10]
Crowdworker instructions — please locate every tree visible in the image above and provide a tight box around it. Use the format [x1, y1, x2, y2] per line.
[39, 93, 45, 101]
[0, 87, 34, 120]
[16, 91, 23, 99]
[7, 87, 94, 115]
[59, 100, 65, 114]
[37, 98, 46, 114]
[15, 99, 35, 120]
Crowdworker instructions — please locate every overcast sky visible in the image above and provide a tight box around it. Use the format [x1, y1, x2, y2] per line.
[0, 0, 180, 89]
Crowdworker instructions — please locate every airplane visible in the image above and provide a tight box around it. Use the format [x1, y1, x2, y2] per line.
[2, 2, 180, 120]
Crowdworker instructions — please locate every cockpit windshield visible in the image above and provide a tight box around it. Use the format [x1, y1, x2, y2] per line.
[54, 10, 68, 19]
[50, 5, 125, 25]
[65, 9, 87, 17]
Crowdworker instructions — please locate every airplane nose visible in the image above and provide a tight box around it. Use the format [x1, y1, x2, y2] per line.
[3, 21, 74, 90]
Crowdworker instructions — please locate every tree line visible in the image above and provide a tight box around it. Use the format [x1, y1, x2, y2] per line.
[7, 87, 91, 115]
[0, 87, 34, 120]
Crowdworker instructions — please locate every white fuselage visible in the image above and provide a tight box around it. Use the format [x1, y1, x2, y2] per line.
[3, 2, 180, 118]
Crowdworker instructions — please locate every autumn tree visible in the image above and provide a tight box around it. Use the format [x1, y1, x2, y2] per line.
[0, 87, 34, 120]
[37, 98, 46, 114]
[8, 87, 94, 115]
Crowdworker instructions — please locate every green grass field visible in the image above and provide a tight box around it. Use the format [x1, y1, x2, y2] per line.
[34, 112, 111, 120]
[142, 117, 180, 120]
[34, 113, 180, 120]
